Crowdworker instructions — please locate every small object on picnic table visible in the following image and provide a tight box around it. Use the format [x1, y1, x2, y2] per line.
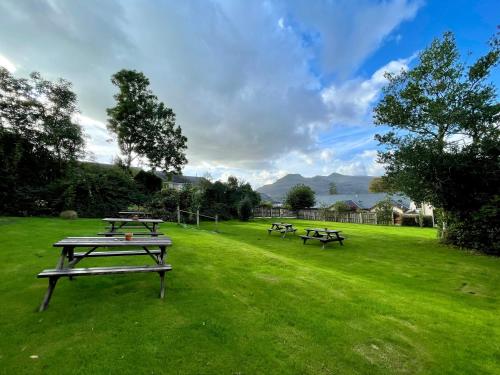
[133, 214, 139, 220]
[125, 232, 133, 241]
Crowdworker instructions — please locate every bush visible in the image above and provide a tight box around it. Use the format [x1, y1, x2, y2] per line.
[134, 170, 162, 194]
[51, 163, 142, 217]
[401, 214, 434, 227]
[238, 197, 253, 221]
[442, 197, 500, 255]
[60, 210, 78, 219]
[284, 184, 315, 210]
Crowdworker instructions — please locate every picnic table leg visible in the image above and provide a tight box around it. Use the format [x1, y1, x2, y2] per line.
[337, 233, 344, 246]
[105, 222, 116, 237]
[67, 247, 75, 281]
[39, 276, 59, 312]
[159, 245, 166, 298]
[152, 223, 158, 237]
[56, 247, 70, 270]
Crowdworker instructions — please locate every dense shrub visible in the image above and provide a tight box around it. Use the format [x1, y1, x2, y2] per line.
[284, 184, 315, 210]
[60, 210, 78, 219]
[374, 198, 394, 225]
[441, 197, 499, 255]
[401, 214, 434, 227]
[238, 197, 253, 221]
[50, 164, 142, 217]
[134, 170, 162, 194]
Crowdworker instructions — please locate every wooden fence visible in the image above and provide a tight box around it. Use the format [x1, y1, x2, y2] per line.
[253, 207, 297, 218]
[297, 209, 380, 224]
[254, 207, 386, 225]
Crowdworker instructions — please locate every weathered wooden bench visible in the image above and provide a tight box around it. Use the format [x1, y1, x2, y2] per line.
[37, 236, 173, 311]
[37, 264, 172, 311]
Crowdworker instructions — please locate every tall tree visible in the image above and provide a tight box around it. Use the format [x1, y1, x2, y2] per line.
[107, 69, 156, 169]
[107, 69, 187, 173]
[328, 182, 337, 195]
[373, 31, 500, 254]
[0, 67, 85, 214]
[143, 102, 187, 173]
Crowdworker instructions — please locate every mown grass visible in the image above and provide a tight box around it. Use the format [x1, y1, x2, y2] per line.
[0, 217, 498, 374]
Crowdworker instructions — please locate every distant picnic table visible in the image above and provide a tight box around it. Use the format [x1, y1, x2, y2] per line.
[37, 236, 173, 311]
[118, 211, 150, 218]
[301, 228, 345, 249]
[268, 222, 297, 238]
[100, 217, 164, 237]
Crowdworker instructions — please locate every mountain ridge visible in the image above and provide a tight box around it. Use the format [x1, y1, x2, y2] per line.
[257, 172, 374, 200]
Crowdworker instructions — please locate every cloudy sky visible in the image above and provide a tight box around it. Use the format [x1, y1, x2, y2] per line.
[0, 0, 497, 188]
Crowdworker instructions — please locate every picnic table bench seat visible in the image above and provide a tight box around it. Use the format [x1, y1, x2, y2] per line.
[37, 264, 172, 311]
[300, 234, 345, 244]
[38, 264, 172, 278]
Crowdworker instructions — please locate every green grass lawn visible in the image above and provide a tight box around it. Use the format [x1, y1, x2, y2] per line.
[0, 217, 499, 374]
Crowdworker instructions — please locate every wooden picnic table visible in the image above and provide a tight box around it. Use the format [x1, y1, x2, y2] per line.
[118, 211, 150, 218]
[268, 222, 297, 238]
[100, 217, 164, 237]
[37, 236, 173, 311]
[301, 228, 345, 249]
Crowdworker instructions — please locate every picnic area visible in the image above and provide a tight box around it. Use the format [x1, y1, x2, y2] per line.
[1, 217, 498, 374]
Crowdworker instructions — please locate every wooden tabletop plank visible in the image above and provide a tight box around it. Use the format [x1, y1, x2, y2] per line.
[102, 218, 163, 223]
[54, 236, 172, 247]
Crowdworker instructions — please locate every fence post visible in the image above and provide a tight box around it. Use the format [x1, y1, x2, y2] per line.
[196, 209, 200, 228]
[215, 214, 218, 232]
[177, 205, 180, 225]
[359, 212, 363, 224]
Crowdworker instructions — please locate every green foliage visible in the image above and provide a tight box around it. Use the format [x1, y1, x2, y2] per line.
[238, 197, 253, 221]
[107, 69, 187, 172]
[59, 210, 78, 220]
[285, 184, 315, 210]
[50, 163, 142, 218]
[368, 177, 391, 193]
[328, 182, 337, 195]
[0, 68, 85, 215]
[373, 31, 500, 254]
[134, 170, 162, 194]
[330, 201, 353, 212]
[401, 215, 434, 228]
[146, 187, 180, 221]
[144, 176, 260, 221]
[443, 196, 499, 255]
[374, 198, 394, 224]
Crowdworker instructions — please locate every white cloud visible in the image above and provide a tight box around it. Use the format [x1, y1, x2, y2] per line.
[0, 0, 421, 185]
[322, 58, 411, 125]
[0, 53, 16, 72]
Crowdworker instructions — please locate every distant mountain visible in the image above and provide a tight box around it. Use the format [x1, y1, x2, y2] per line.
[257, 172, 374, 200]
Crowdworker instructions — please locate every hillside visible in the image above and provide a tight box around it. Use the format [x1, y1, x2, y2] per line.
[257, 172, 374, 200]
